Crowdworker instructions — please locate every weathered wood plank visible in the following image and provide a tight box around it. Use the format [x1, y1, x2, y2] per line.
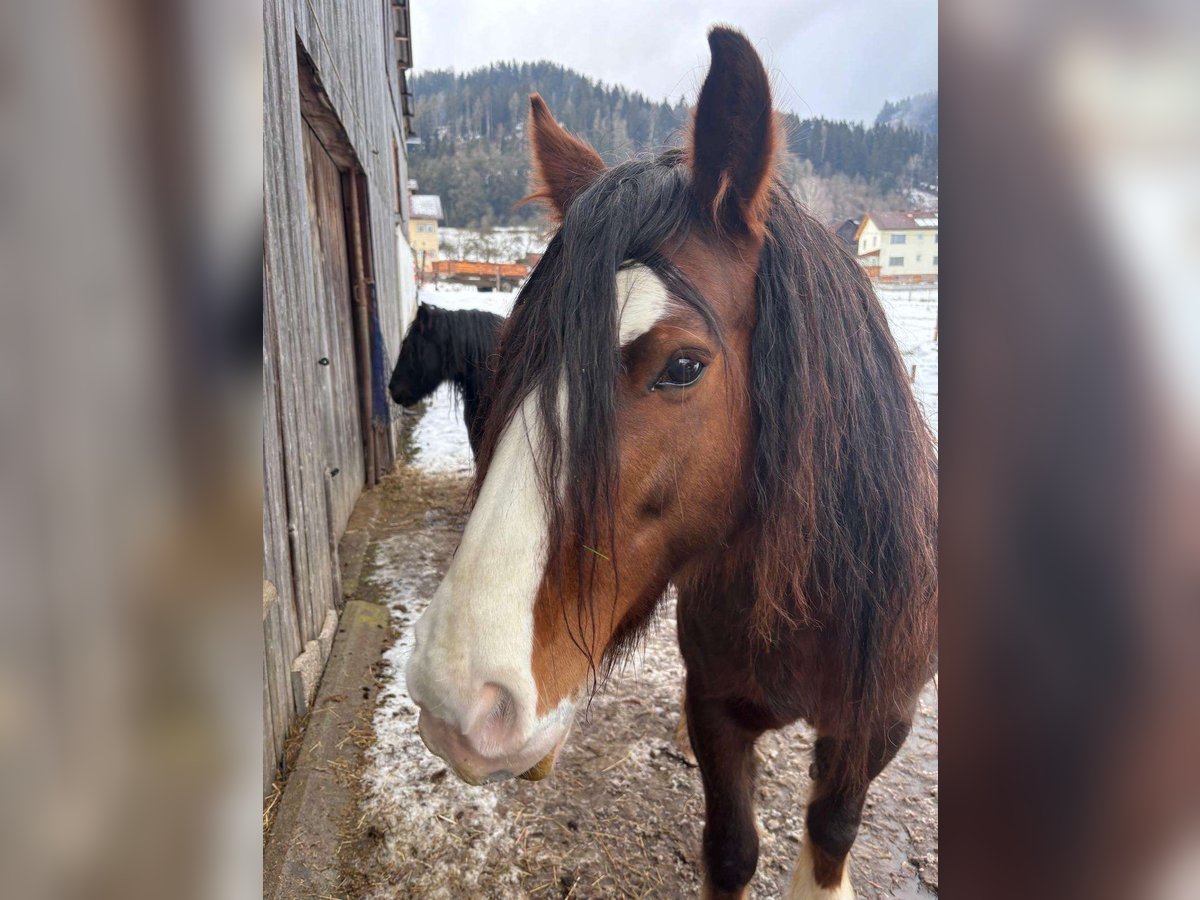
[263, 254, 302, 792]
[263, 580, 292, 790]
[265, 0, 336, 648]
[264, 654, 275, 792]
[263, 246, 302, 675]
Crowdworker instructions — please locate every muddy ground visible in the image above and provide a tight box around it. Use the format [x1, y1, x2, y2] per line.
[335, 443, 938, 899]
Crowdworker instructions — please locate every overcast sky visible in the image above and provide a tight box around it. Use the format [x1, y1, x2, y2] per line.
[410, 0, 937, 124]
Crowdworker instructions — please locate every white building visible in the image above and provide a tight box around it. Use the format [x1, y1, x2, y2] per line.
[855, 212, 938, 283]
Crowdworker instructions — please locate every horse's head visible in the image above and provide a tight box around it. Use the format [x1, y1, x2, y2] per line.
[406, 28, 782, 783]
[389, 302, 442, 406]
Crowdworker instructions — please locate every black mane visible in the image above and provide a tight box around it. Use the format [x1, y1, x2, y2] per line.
[389, 302, 504, 456]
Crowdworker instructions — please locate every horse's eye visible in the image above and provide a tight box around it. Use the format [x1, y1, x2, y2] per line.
[654, 356, 705, 389]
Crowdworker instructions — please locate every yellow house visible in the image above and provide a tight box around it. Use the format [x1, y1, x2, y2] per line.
[408, 193, 444, 271]
[854, 212, 938, 283]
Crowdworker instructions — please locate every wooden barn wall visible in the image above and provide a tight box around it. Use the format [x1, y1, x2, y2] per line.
[294, 0, 412, 432]
[263, 0, 415, 792]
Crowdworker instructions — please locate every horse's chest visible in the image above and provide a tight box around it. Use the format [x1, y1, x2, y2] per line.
[676, 589, 826, 726]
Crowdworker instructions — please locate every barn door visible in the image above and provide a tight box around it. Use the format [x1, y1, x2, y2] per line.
[301, 122, 366, 539]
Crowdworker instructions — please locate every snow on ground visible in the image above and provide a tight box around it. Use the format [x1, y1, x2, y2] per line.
[417, 282, 518, 316]
[439, 226, 549, 263]
[907, 188, 939, 212]
[402, 385, 476, 475]
[876, 284, 939, 437]
[358, 472, 528, 898]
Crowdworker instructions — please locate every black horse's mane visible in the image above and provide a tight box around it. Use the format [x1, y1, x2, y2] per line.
[474, 150, 937, 785]
[417, 303, 501, 398]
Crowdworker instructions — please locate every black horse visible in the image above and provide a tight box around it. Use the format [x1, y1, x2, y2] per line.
[388, 302, 504, 457]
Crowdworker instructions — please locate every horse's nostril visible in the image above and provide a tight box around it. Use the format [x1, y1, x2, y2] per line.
[462, 683, 521, 754]
[489, 686, 518, 731]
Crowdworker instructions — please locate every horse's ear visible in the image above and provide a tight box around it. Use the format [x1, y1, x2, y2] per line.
[690, 27, 778, 237]
[526, 93, 605, 221]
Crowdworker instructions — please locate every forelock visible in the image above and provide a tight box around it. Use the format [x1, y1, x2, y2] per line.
[470, 151, 701, 670]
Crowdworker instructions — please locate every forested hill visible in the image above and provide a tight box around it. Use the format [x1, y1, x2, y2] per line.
[875, 91, 938, 137]
[409, 62, 938, 227]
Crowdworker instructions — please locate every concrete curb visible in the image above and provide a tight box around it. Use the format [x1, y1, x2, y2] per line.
[263, 600, 389, 899]
[338, 489, 381, 604]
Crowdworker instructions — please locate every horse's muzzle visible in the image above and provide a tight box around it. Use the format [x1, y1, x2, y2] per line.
[415, 699, 574, 786]
[389, 385, 417, 407]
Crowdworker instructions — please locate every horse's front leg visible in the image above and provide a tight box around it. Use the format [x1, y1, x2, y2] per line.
[787, 723, 911, 899]
[686, 682, 764, 899]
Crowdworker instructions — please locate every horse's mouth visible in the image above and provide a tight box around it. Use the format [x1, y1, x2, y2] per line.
[417, 706, 574, 786]
[517, 748, 559, 781]
[516, 715, 573, 781]
[436, 741, 562, 786]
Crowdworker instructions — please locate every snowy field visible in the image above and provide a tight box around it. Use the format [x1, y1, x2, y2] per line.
[875, 284, 939, 437]
[438, 226, 549, 263]
[407, 281, 939, 471]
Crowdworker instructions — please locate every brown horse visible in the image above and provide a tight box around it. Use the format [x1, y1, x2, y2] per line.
[405, 27, 937, 898]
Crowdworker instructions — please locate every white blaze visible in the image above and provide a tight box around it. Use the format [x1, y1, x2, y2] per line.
[406, 264, 672, 751]
[617, 264, 673, 345]
[407, 388, 549, 743]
